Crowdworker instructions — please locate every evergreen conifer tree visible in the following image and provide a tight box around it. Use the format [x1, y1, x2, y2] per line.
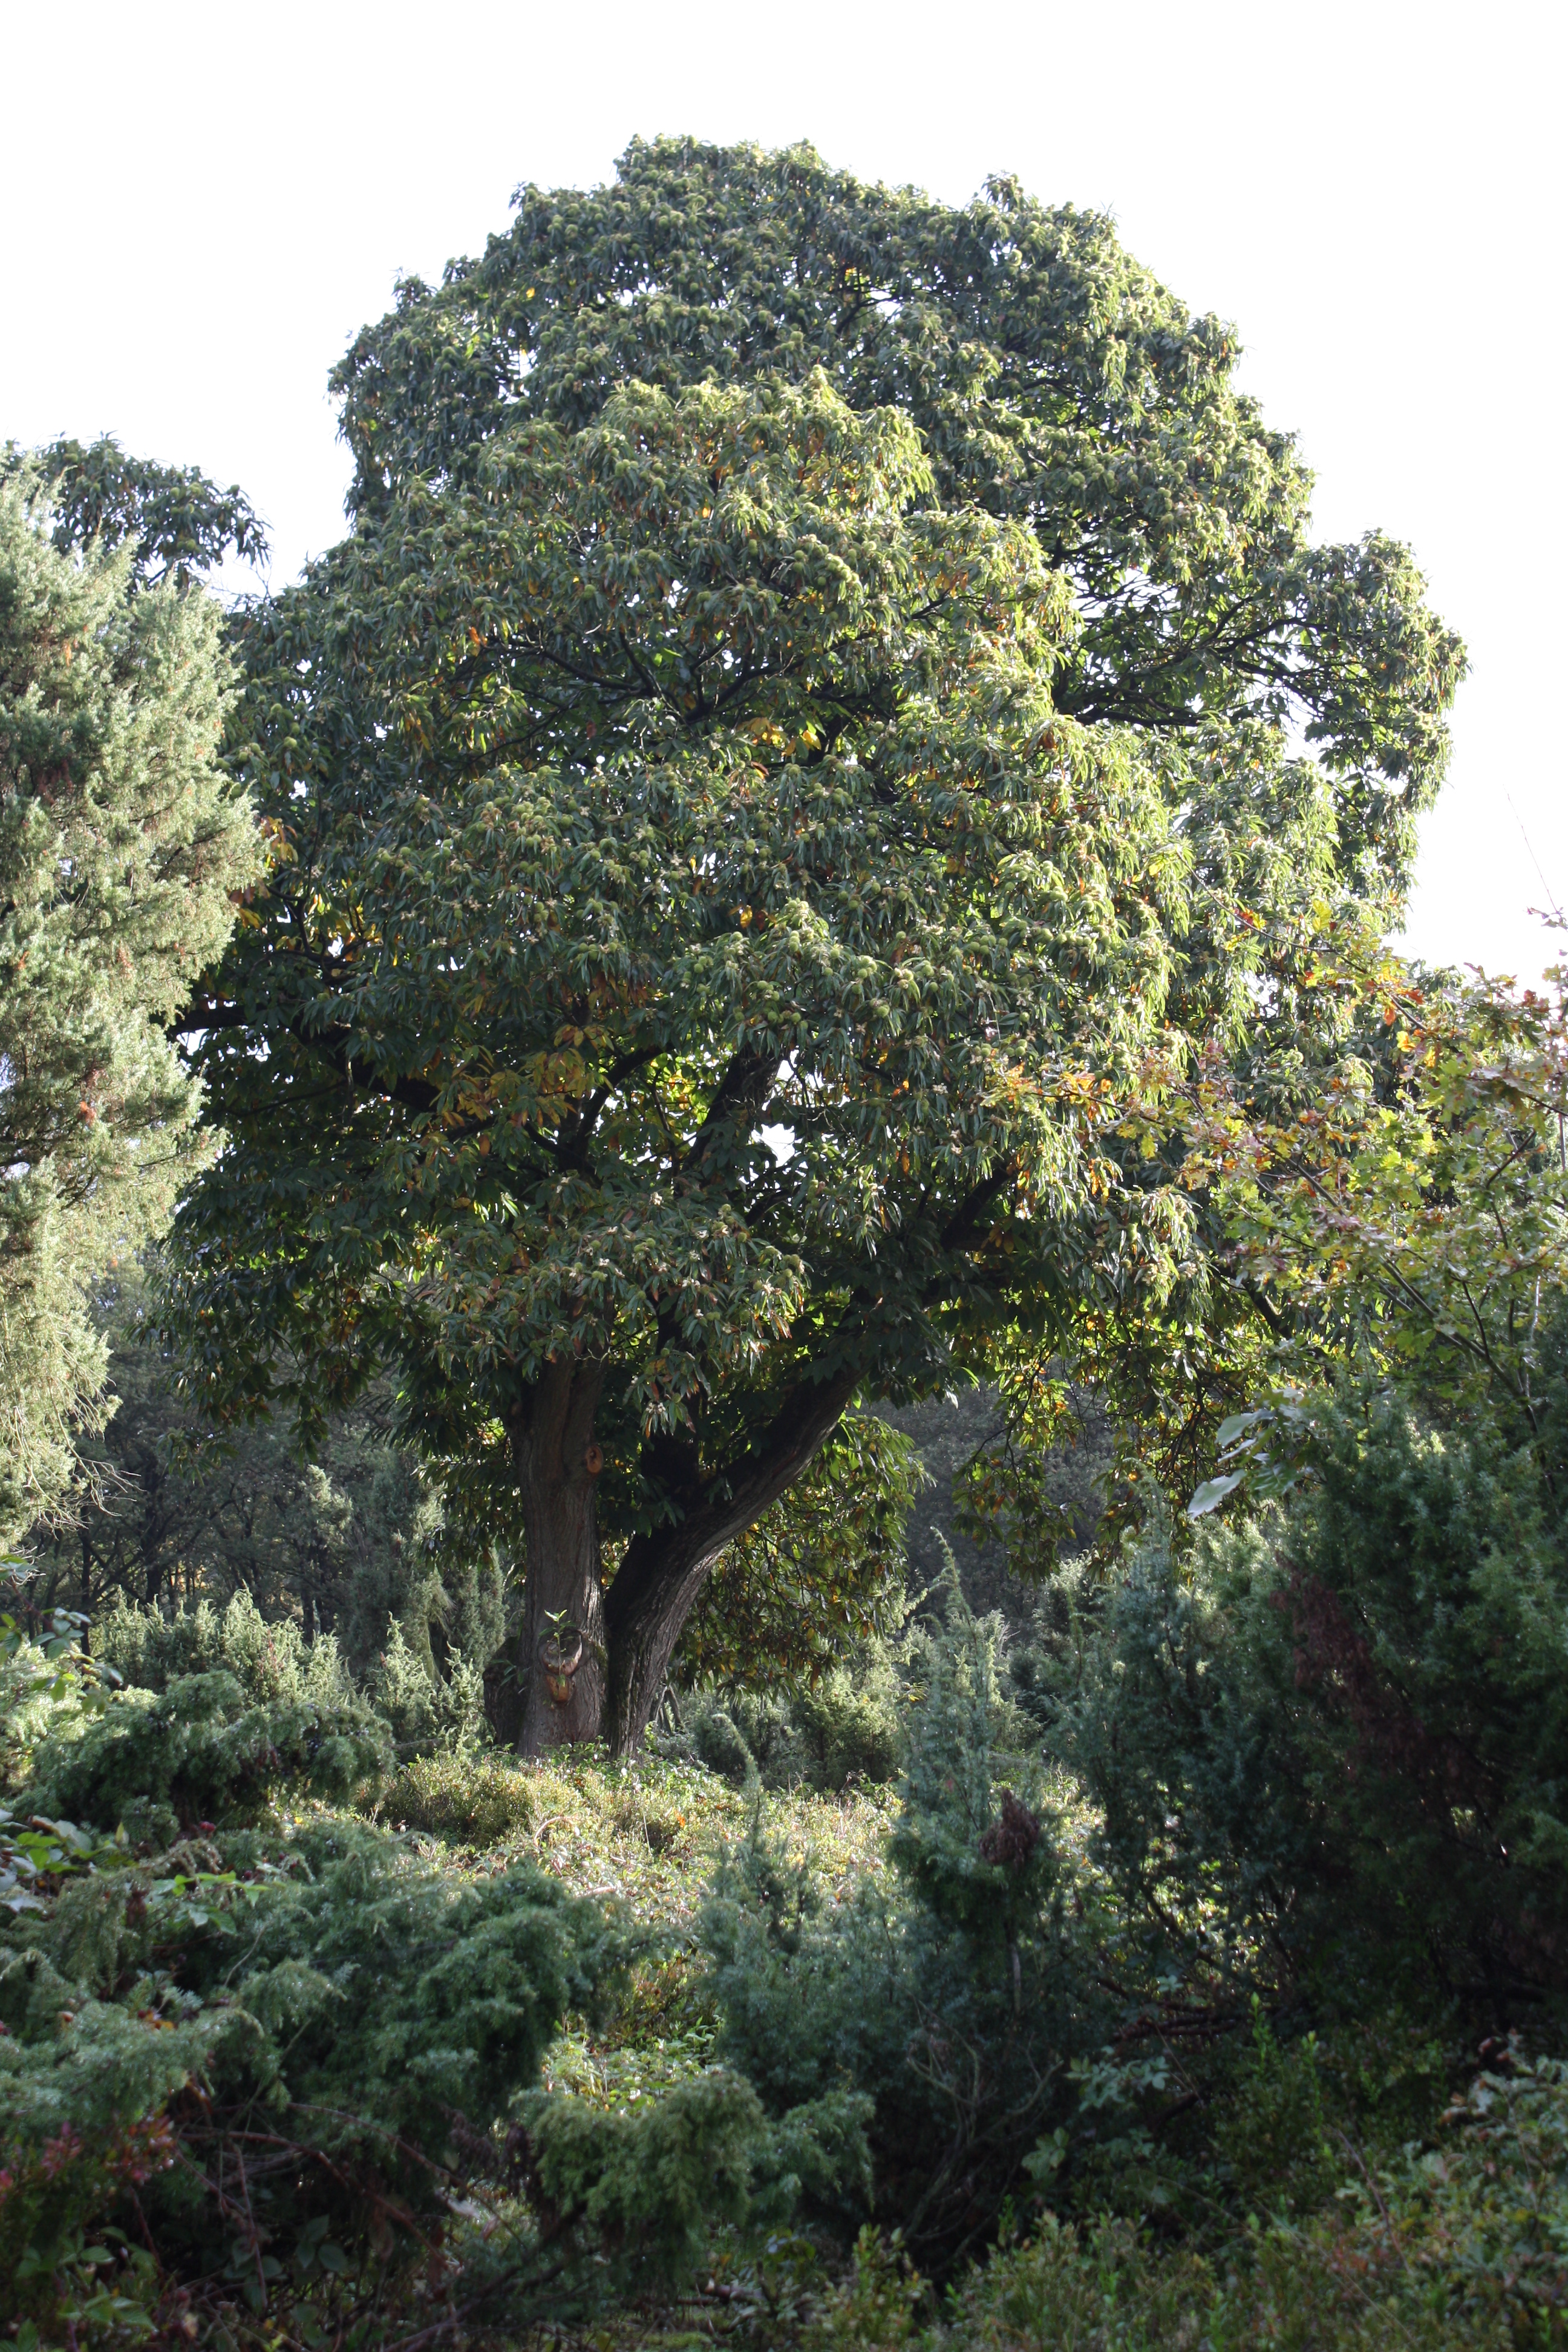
[0, 470, 260, 1541]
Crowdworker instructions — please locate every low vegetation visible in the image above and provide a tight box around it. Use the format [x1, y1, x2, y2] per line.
[5, 1520, 1568, 2348]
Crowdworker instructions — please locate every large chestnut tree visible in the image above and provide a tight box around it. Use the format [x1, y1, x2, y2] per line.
[169, 143, 1461, 1752]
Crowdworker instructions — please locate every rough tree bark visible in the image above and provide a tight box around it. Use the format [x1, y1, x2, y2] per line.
[507, 1357, 610, 1757]
[601, 1366, 860, 1753]
[508, 1356, 860, 1758]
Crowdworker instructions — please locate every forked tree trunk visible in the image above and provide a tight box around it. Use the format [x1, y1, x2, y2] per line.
[509, 1356, 860, 1758]
[507, 1358, 609, 1757]
[603, 1537, 729, 1753]
[602, 1365, 861, 1753]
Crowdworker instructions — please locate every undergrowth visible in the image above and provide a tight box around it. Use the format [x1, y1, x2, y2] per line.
[6, 1569, 1568, 2350]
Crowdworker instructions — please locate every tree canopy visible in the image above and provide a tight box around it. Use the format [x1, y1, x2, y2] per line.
[334, 137, 1459, 885]
[168, 140, 1462, 1751]
[1, 436, 270, 592]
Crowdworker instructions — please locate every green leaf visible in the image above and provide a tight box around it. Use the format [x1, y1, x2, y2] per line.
[1187, 1472, 1246, 1520]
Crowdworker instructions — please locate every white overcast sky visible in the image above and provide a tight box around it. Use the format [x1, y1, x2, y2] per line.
[5, 0, 1562, 981]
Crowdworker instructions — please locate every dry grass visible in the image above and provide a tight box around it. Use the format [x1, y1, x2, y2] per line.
[380, 1743, 898, 1931]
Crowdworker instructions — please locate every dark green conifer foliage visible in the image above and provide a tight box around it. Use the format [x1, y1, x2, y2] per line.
[27, 1275, 508, 1700]
[31, 1668, 393, 1846]
[702, 1584, 1100, 2264]
[0, 473, 260, 1540]
[0, 1821, 622, 2301]
[516, 2071, 871, 2306]
[1057, 1378, 1568, 2010]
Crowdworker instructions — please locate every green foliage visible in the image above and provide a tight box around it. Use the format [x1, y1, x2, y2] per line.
[679, 1414, 924, 1690]
[77, 1495, 496, 1766]
[520, 2068, 760, 2288]
[25, 1273, 512, 1722]
[806, 2226, 924, 2349]
[91, 1584, 353, 1704]
[969, 822, 1568, 1566]
[4, 433, 268, 590]
[681, 1613, 913, 1791]
[184, 1827, 618, 2164]
[1404, 2043, 1568, 2325]
[0, 1812, 623, 2328]
[174, 355, 1195, 1751]
[1181, 955, 1568, 1461]
[381, 1746, 540, 1844]
[0, 474, 260, 1541]
[702, 1584, 1105, 2264]
[0, 1641, 894, 2340]
[370, 1615, 486, 1757]
[784, 1653, 907, 1789]
[381, 1745, 748, 1910]
[934, 2215, 1212, 2352]
[0, 1592, 118, 1797]
[30, 1669, 393, 1843]
[181, 365, 1173, 1448]
[0, 2112, 177, 2334]
[924, 2045, 1568, 2348]
[1213, 2004, 1336, 2218]
[887, 1572, 1048, 1946]
[716, 1660, 901, 1792]
[1062, 942, 1568, 1555]
[5, 146, 1549, 2346]
[1056, 1387, 1568, 2005]
[8, 1606, 1568, 2347]
[518, 2069, 870, 2301]
[165, 137, 1462, 1746]
[336, 137, 1462, 844]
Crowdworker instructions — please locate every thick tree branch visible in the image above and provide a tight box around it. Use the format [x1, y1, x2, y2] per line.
[678, 1045, 780, 1178]
[938, 1159, 1019, 1253]
[602, 1359, 860, 1744]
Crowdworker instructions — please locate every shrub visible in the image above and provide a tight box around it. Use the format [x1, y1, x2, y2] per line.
[681, 1625, 912, 1793]
[1, 1598, 108, 1797]
[0, 2118, 171, 2343]
[369, 1615, 488, 1757]
[933, 2215, 1212, 2352]
[777, 1644, 908, 1789]
[93, 1586, 353, 1706]
[701, 1584, 1108, 2265]
[382, 1746, 540, 1846]
[930, 2043, 1568, 2352]
[1054, 1397, 1568, 2010]
[28, 1669, 393, 1842]
[0, 1815, 627, 2330]
[684, 1688, 766, 1782]
[517, 2069, 871, 2302]
[805, 2226, 924, 2350]
[96, 1586, 491, 1767]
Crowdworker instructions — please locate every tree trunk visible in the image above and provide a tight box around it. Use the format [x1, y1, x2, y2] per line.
[507, 1357, 609, 1757]
[603, 1366, 860, 1753]
[509, 1358, 860, 1757]
[603, 1535, 725, 1754]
